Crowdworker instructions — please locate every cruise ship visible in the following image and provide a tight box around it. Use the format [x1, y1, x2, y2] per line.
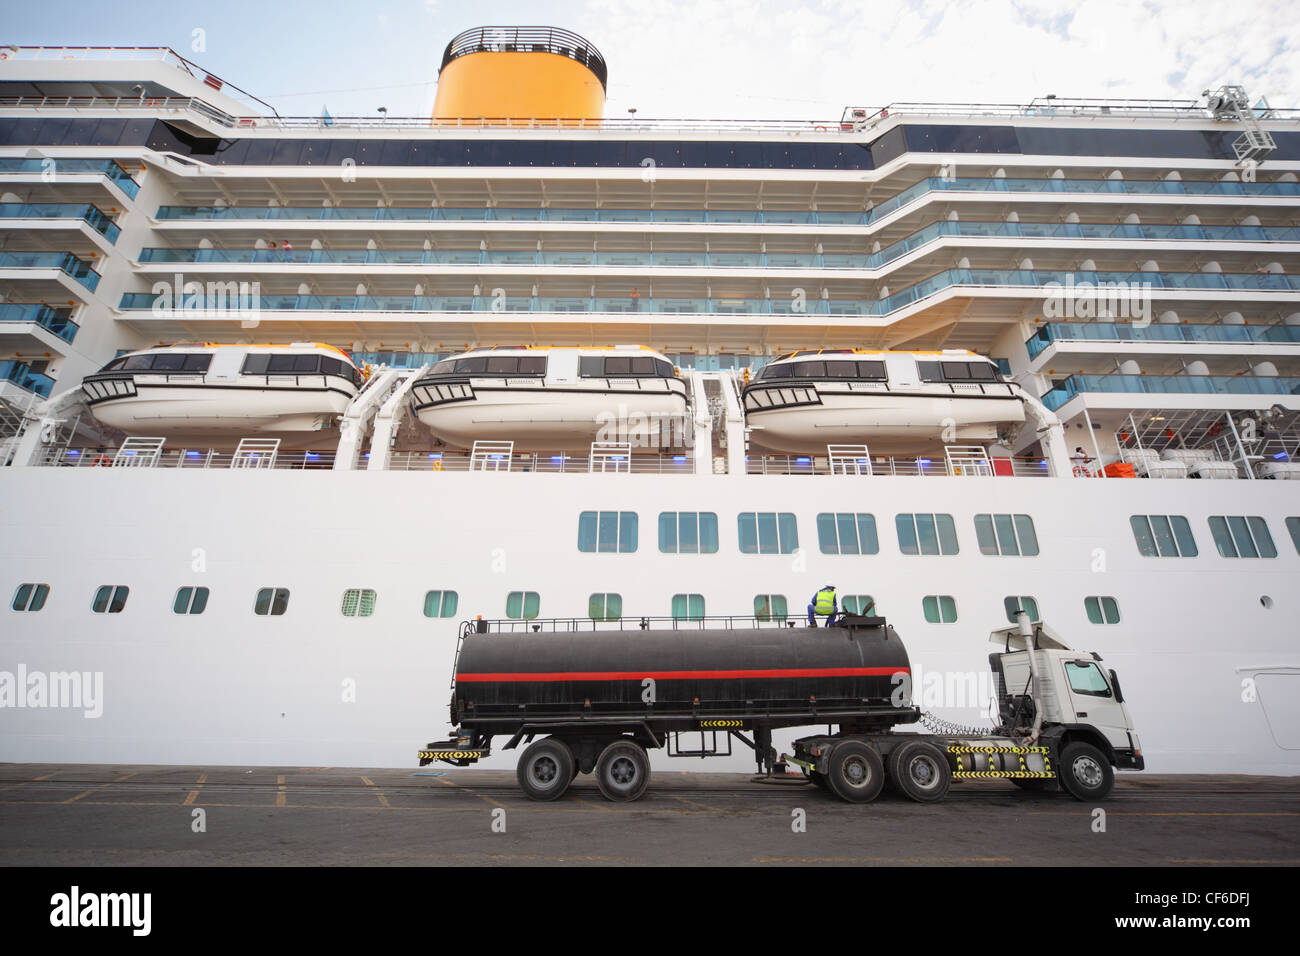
[1, 30, 1298, 776]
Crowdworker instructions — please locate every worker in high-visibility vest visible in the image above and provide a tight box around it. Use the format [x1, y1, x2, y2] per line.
[807, 585, 838, 627]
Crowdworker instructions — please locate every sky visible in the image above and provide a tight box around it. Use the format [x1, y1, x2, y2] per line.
[3, 0, 1298, 119]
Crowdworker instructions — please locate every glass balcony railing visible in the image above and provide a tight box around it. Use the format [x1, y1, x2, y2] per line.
[1042, 373, 1300, 411]
[0, 359, 55, 397]
[153, 176, 1300, 228]
[0, 303, 79, 343]
[0, 158, 140, 199]
[138, 217, 1300, 273]
[0, 251, 101, 291]
[118, 269, 1300, 316]
[1027, 321, 1300, 358]
[0, 202, 121, 242]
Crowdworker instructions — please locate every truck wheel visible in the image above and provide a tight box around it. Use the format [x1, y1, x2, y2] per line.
[1058, 743, 1114, 801]
[595, 740, 651, 802]
[888, 740, 950, 803]
[516, 737, 576, 802]
[826, 741, 885, 803]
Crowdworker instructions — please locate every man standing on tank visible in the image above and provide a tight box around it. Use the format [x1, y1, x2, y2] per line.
[807, 584, 838, 627]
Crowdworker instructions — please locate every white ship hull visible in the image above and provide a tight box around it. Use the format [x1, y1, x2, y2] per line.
[2, 468, 1296, 775]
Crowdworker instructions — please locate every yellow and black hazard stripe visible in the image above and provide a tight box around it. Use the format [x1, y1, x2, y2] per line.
[698, 719, 744, 728]
[952, 770, 1056, 779]
[947, 745, 1050, 754]
[418, 750, 485, 761]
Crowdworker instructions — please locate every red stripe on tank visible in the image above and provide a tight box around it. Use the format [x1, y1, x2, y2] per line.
[456, 666, 908, 682]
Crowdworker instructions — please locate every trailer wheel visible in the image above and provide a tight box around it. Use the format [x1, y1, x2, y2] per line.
[1058, 743, 1113, 801]
[888, 740, 950, 803]
[595, 740, 651, 802]
[516, 737, 576, 801]
[825, 741, 885, 803]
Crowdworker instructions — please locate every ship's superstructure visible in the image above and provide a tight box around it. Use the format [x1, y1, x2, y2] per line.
[1, 33, 1298, 775]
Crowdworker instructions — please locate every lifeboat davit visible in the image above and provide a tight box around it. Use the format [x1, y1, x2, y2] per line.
[80, 342, 362, 447]
[742, 349, 1028, 454]
[409, 346, 690, 451]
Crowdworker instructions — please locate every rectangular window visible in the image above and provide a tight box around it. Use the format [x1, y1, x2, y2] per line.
[1064, 660, 1112, 698]
[753, 594, 788, 621]
[816, 513, 879, 555]
[423, 590, 459, 618]
[842, 594, 877, 616]
[254, 587, 290, 616]
[1208, 516, 1277, 559]
[1084, 596, 1121, 625]
[738, 512, 798, 554]
[1288, 517, 1300, 555]
[506, 590, 540, 620]
[922, 595, 958, 624]
[658, 511, 719, 554]
[341, 588, 377, 617]
[1130, 515, 1197, 557]
[578, 511, 638, 553]
[173, 586, 210, 615]
[11, 583, 50, 612]
[1003, 596, 1039, 622]
[588, 593, 622, 621]
[671, 593, 705, 620]
[896, 514, 958, 555]
[975, 514, 1039, 556]
[91, 585, 129, 614]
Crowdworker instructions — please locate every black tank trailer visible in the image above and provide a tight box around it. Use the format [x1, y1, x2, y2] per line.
[419, 613, 920, 801]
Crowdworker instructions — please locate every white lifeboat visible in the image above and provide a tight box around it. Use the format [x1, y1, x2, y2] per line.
[80, 342, 363, 446]
[409, 346, 690, 451]
[742, 349, 1027, 454]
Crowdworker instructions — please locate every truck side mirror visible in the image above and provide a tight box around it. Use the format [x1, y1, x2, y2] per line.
[1109, 668, 1125, 704]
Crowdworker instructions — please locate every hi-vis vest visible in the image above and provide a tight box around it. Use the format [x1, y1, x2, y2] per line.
[813, 589, 837, 615]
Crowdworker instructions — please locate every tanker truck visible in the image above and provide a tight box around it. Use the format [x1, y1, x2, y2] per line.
[417, 609, 1143, 803]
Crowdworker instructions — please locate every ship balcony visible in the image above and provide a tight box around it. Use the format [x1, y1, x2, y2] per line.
[0, 158, 140, 201]
[0, 202, 121, 243]
[1040, 372, 1300, 416]
[0, 359, 55, 400]
[0, 250, 101, 298]
[0, 303, 79, 349]
[1026, 321, 1300, 370]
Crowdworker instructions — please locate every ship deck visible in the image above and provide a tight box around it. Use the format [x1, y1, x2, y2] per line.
[1, 764, 1296, 867]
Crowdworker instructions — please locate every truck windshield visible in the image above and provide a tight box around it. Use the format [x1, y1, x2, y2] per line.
[1064, 660, 1112, 697]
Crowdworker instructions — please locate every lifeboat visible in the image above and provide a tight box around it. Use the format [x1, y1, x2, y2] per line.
[742, 349, 1028, 454]
[409, 346, 690, 451]
[80, 342, 362, 446]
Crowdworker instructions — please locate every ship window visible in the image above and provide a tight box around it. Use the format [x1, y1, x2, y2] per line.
[738, 512, 799, 554]
[11, 583, 50, 612]
[941, 362, 970, 380]
[922, 595, 957, 624]
[183, 354, 212, 371]
[455, 357, 488, 374]
[968, 363, 997, 381]
[896, 514, 959, 555]
[816, 512, 879, 555]
[91, 585, 129, 614]
[242, 354, 270, 374]
[658, 512, 719, 554]
[655, 359, 674, 377]
[1003, 596, 1039, 623]
[842, 595, 877, 616]
[1288, 517, 1300, 555]
[123, 355, 155, 370]
[792, 361, 825, 377]
[761, 363, 793, 379]
[506, 591, 540, 620]
[423, 590, 459, 618]
[519, 356, 547, 374]
[605, 357, 631, 375]
[916, 361, 940, 382]
[1130, 515, 1197, 557]
[430, 359, 458, 374]
[754, 594, 788, 621]
[486, 357, 516, 373]
[578, 511, 639, 553]
[857, 360, 887, 380]
[268, 354, 319, 373]
[1208, 516, 1277, 559]
[100, 357, 127, 371]
[588, 592, 622, 621]
[974, 514, 1039, 556]
[341, 588, 377, 618]
[151, 353, 186, 371]
[254, 587, 290, 616]
[1084, 596, 1121, 625]
[1064, 661, 1112, 698]
[579, 356, 604, 377]
[173, 586, 209, 615]
[825, 362, 856, 378]
[671, 593, 705, 620]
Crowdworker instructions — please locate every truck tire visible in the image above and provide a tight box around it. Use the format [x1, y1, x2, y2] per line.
[888, 740, 950, 803]
[595, 740, 651, 802]
[516, 737, 576, 801]
[1058, 742, 1114, 801]
[825, 741, 885, 803]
